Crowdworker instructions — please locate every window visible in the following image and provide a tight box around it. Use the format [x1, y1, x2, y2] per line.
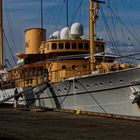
[59, 43, 64, 49]
[29, 79, 32, 84]
[96, 44, 100, 52]
[65, 42, 70, 49]
[84, 43, 89, 50]
[78, 43, 83, 49]
[101, 44, 104, 51]
[72, 43, 77, 49]
[52, 43, 57, 49]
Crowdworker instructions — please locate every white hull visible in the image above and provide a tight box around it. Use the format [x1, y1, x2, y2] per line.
[35, 67, 140, 117]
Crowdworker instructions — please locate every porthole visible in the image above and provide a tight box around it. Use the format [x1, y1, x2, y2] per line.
[109, 81, 113, 84]
[64, 88, 67, 91]
[120, 80, 124, 83]
[62, 65, 66, 70]
[100, 83, 103, 86]
[72, 65, 76, 69]
[95, 83, 98, 86]
[58, 89, 61, 92]
[86, 85, 90, 88]
[75, 86, 78, 90]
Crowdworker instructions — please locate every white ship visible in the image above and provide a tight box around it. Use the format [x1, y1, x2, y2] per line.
[1, 0, 140, 117]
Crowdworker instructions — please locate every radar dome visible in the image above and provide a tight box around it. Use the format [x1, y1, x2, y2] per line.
[60, 27, 70, 39]
[50, 31, 60, 39]
[70, 23, 83, 39]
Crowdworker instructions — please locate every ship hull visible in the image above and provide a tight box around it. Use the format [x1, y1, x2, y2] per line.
[1, 67, 140, 117]
[35, 67, 140, 116]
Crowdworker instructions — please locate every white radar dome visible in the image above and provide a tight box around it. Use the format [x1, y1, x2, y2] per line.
[60, 27, 70, 39]
[70, 23, 83, 39]
[50, 31, 60, 39]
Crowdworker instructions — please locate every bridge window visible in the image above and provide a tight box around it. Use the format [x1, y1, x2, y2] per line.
[78, 43, 83, 49]
[72, 43, 77, 49]
[59, 43, 64, 49]
[84, 43, 89, 50]
[52, 43, 57, 49]
[65, 42, 70, 49]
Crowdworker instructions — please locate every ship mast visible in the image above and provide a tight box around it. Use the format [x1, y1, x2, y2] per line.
[89, 0, 95, 71]
[0, 0, 3, 66]
[89, 0, 105, 72]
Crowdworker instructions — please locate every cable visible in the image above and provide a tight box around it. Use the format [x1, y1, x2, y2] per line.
[5, 0, 17, 53]
[70, 0, 83, 26]
[109, 7, 140, 46]
[3, 31, 16, 64]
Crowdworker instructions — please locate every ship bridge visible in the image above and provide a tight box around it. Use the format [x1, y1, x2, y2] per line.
[40, 39, 105, 55]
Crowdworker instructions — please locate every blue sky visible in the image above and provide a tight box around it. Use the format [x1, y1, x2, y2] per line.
[2, 0, 140, 65]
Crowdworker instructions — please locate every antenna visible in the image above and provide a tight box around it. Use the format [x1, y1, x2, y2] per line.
[40, 0, 44, 41]
[0, 0, 3, 66]
[64, 0, 69, 27]
[89, 0, 105, 72]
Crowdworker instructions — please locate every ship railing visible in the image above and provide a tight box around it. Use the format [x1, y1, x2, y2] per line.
[48, 62, 135, 83]
[1, 62, 135, 88]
